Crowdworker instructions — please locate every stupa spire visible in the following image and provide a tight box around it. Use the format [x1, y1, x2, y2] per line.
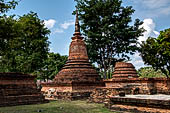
[74, 9, 81, 36]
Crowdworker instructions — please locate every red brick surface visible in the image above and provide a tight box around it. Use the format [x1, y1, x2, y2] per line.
[113, 62, 138, 78]
[0, 73, 47, 107]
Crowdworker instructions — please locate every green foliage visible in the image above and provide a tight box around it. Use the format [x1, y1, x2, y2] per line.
[99, 65, 114, 79]
[100, 70, 113, 79]
[0, 1, 67, 80]
[34, 52, 68, 81]
[138, 67, 166, 78]
[74, 0, 144, 78]
[139, 28, 170, 78]
[0, 12, 50, 74]
[0, 0, 18, 14]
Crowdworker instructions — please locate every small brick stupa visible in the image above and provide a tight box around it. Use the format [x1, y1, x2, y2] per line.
[112, 62, 138, 78]
[41, 11, 104, 100]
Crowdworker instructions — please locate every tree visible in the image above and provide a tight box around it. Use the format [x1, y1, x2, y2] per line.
[0, 1, 67, 80]
[0, 0, 19, 59]
[0, 12, 50, 74]
[0, 0, 18, 14]
[139, 28, 170, 78]
[0, 15, 19, 71]
[138, 67, 165, 78]
[35, 52, 68, 81]
[74, 0, 144, 78]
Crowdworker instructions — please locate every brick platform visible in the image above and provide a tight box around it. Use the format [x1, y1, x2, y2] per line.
[109, 104, 170, 113]
[106, 94, 170, 113]
[0, 73, 48, 107]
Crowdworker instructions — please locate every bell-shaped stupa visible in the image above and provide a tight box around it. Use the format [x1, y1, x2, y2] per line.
[112, 62, 138, 78]
[41, 11, 104, 100]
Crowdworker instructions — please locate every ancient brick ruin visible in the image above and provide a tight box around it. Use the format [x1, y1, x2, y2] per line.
[105, 62, 170, 94]
[112, 62, 138, 78]
[0, 73, 47, 107]
[41, 11, 104, 100]
[89, 62, 139, 103]
[88, 62, 170, 112]
[90, 62, 170, 102]
[106, 94, 170, 112]
[37, 10, 170, 113]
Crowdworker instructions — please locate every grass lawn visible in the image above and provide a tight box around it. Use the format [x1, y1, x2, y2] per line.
[0, 100, 116, 113]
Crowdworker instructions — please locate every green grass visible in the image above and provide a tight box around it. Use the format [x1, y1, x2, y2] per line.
[0, 100, 115, 113]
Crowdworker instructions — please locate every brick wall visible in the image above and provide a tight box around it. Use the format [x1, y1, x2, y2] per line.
[105, 78, 170, 94]
[41, 81, 104, 100]
[88, 87, 132, 103]
[0, 73, 47, 107]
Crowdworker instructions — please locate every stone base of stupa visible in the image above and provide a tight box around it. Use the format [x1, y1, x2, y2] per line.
[41, 61, 105, 100]
[41, 81, 104, 100]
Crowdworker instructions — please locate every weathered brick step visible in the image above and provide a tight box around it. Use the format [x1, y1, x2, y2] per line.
[109, 104, 170, 113]
[47, 92, 91, 100]
[0, 95, 47, 107]
[1, 89, 40, 96]
[109, 96, 170, 109]
[0, 85, 36, 89]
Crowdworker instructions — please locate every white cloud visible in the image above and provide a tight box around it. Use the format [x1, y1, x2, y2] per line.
[60, 20, 74, 30]
[129, 18, 160, 70]
[142, 0, 170, 9]
[138, 18, 159, 43]
[49, 47, 54, 52]
[132, 0, 170, 16]
[132, 0, 170, 9]
[54, 28, 64, 33]
[51, 20, 74, 34]
[128, 52, 146, 70]
[159, 7, 170, 15]
[153, 31, 160, 36]
[141, 0, 170, 9]
[43, 20, 75, 34]
[44, 19, 56, 29]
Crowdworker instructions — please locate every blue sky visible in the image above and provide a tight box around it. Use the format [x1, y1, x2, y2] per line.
[7, 0, 170, 69]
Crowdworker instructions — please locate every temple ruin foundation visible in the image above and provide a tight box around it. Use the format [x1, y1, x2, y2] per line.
[0, 73, 47, 107]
